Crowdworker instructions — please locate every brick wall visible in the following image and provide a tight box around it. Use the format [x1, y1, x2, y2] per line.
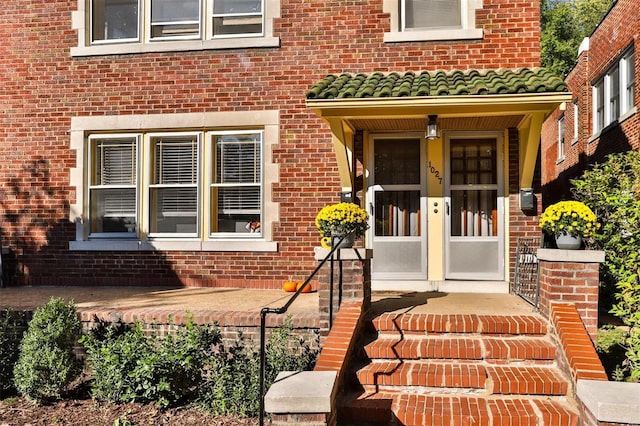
[0, 0, 542, 287]
[541, 0, 640, 203]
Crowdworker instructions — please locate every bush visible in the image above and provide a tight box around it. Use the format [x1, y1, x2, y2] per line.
[198, 316, 319, 418]
[0, 309, 27, 396]
[13, 298, 82, 403]
[82, 318, 221, 407]
[572, 150, 640, 381]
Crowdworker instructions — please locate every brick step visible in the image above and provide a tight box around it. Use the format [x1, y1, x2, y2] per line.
[356, 361, 569, 396]
[487, 365, 569, 395]
[339, 392, 579, 426]
[372, 313, 547, 335]
[356, 360, 487, 389]
[364, 334, 556, 361]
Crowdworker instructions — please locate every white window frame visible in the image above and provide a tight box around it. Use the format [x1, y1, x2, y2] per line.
[69, 111, 279, 252]
[592, 47, 637, 135]
[557, 115, 565, 162]
[72, 0, 280, 56]
[572, 101, 579, 145]
[383, 0, 483, 43]
[88, 133, 140, 238]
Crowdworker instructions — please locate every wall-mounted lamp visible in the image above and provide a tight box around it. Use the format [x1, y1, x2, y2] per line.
[426, 115, 439, 140]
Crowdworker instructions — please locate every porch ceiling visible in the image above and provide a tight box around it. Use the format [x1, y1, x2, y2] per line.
[347, 116, 524, 132]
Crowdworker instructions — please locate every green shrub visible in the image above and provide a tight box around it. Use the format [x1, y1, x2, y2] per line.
[13, 298, 82, 403]
[198, 316, 319, 418]
[82, 319, 221, 407]
[0, 309, 27, 396]
[572, 150, 640, 381]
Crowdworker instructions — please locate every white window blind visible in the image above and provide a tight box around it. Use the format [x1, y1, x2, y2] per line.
[403, 0, 461, 30]
[150, 0, 200, 39]
[154, 137, 198, 184]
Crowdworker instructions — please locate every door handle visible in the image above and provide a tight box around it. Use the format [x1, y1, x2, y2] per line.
[446, 201, 450, 215]
[369, 202, 374, 215]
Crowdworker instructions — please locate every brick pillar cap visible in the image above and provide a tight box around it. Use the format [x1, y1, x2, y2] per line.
[537, 248, 604, 263]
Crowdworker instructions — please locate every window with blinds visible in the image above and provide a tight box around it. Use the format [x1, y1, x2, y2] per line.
[149, 134, 199, 235]
[150, 0, 201, 40]
[89, 135, 138, 235]
[211, 132, 262, 234]
[402, 0, 462, 31]
[212, 0, 263, 38]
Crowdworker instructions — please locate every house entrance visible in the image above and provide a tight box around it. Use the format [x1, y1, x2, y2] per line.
[444, 134, 505, 280]
[368, 135, 427, 280]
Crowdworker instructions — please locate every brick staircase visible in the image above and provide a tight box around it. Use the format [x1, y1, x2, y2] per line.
[339, 312, 580, 425]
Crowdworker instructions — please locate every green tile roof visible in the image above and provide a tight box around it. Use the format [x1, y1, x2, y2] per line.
[306, 68, 567, 100]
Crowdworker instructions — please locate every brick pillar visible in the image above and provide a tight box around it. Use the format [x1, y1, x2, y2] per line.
[537, 248, 605, 342]
[314, 247, 371, 337]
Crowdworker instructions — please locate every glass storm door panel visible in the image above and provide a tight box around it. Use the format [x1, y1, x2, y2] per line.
[445, 137, 504, 280]
[369, 136, 427, 280]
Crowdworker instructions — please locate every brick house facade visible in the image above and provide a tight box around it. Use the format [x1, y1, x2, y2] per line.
[541, 0, 639, 201]
[0, 0, 567, 291]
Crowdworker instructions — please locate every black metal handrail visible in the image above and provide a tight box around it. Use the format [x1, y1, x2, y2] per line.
[258, 236, 345, 426]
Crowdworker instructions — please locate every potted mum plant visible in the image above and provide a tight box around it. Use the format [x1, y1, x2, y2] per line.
[539, 200, 599, 249]
[315, 202, 369, 248]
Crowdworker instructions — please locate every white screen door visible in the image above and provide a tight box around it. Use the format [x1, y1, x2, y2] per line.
[445, 135, 504, 280]
[369, 135, 427, 280]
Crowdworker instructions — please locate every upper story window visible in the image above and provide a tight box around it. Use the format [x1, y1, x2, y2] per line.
[592, 47, 636, 134]
[70, 111, 279, 252]
[72, 0, 280, 56]
[572, 101, 579, 144]
[384, 0, 483, 43]
[557, 115, 565, 161]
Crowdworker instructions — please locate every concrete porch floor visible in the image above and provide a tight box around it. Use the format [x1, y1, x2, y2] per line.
[0, 286, 535, 316]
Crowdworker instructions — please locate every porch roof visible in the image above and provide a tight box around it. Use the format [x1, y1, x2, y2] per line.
[305, 68, 571, 192]
[306, 68, 567, 100]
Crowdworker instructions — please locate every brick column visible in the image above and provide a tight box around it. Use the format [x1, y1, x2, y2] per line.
[537, 248, 605, 342]
[314, 247, 371, 337]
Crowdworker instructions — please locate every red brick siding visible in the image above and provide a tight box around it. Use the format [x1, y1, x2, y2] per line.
[0, 0, 542, 286]
[542, 0, 640, 203]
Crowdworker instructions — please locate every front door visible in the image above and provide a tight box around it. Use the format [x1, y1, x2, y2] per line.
[444, 134, 504, 280]
[368, 135, 427, 280]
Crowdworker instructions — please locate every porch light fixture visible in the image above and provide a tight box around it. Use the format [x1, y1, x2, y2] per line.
[426, 115, 439, 140]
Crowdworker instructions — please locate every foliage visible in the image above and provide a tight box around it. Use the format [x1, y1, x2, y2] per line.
[13, 298, 82, 403]
[198, 316, 319, 418]
[0, 310, 27, 396]
[82, 318, 221, 407]
[572, 151, 640, 381]
[539, 200, 598, 238]
[596, 325, 628, 380]
[541, 0, 614, 77]
[315, 202, 369, 238]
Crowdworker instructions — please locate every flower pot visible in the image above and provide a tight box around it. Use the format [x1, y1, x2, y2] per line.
[332, 233, 354, 248]
[555, 234, 582, 250]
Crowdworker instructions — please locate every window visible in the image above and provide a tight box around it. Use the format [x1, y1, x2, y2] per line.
[403, 0, 461, 31]
[623, 51, 635, 113]
[592, 48, 636, 134]
[211, 132, 261, 234]
[91, 0, 140, 43]
[384, 0, 483, 42]
[73, 0, 279, 56]
[212, 0, 263, 38]
[557, 115, 565, 161]
[572, 101, 578, 144]
[88, 135, 139, 236]
[70, 111, 279, 251]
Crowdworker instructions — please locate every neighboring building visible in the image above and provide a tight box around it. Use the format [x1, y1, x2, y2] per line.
[0, 1, 568, 292]
[541, 0, 639, 201]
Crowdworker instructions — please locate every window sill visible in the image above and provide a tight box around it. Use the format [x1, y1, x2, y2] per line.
[384, 28, 483, 43]
[556, 156, 565, 165]
[70, 37, 280, 57]
[69, 239, 278, 252]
